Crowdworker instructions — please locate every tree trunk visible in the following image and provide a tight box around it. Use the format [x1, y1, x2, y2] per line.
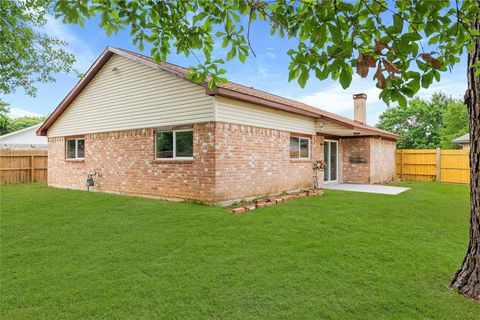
[449, 4, 480, 301]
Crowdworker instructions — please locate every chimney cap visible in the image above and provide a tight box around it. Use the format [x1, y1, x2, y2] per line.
[353, 93, 367, 100]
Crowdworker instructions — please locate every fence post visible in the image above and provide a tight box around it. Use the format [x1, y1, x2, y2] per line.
[435, 148, 441, 182]
[400, 149, 404, 180]
[30, 155, 34, 182]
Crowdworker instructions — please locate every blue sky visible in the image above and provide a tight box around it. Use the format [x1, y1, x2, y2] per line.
[3, 14, 468, 125]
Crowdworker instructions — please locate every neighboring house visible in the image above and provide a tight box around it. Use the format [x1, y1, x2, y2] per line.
[0, 123, 48, 150]
[452, 133, 470, 150]
[37, 47, 401, 204]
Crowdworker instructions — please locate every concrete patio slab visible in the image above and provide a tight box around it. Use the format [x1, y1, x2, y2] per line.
[323, 183, 409, 195]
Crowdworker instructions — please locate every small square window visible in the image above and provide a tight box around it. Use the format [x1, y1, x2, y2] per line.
[66, 138, 85, 159]
[155, 130, 193, 159]
[290, 136, 310, 159]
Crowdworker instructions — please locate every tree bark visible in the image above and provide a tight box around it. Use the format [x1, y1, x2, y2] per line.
[449, 3, 480, 301]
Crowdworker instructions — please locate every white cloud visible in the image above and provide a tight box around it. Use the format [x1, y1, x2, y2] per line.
[292, 72, 467, 126]
[294, 77, 384, 124]
[367, 110, 383, 125]
[265, 51, 276, 59]
[416, 80, 466, 101]
[8, 108, 44, 118]
[255, 64, 268, 78]
[39, 15, 97, 72]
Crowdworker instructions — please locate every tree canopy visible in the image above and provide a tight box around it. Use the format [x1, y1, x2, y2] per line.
[0, 101, 46, 136]
[54, 0, 480, 105]
[0, 0, 76, 100]
[6, 116, 47, 134]
[0, 101, 10, 135]
[377, 92, 468, 149]
[440, 98, 469, 149]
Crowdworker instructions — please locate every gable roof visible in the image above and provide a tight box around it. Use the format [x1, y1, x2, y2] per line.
[452, 133, 470, 144]
[37, 47, 401, 140]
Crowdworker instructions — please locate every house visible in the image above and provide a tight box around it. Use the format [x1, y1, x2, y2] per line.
[452, 133, 470, 150]
[37, 47, 401, 204]
[0, 123, 48, 150]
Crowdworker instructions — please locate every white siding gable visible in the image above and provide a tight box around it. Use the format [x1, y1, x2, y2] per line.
[48, 55, 215, 137]
[215, 96, 316, 134]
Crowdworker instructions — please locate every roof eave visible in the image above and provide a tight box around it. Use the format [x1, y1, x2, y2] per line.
[210, 88, 401, 140]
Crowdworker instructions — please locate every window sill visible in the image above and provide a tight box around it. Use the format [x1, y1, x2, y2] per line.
[290, 159, 312, 163]
[65, 159, 85, 163]
[153, 159, 194, 164]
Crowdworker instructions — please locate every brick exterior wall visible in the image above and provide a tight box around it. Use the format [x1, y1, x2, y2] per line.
[48, 122, 395, 202]
[369, 138, 397, 184]
[48, 122, 324, 203]
[213, 122, 323, 201]
[339, 137, 396, 184]
[340, 137, 371, 183]
[48, 123, 216, 202]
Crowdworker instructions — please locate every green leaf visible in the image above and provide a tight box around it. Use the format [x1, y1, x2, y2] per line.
[397, 93, 407, 107]
[298, 69, 309, 88]
[421, 72, 434, 88]
[315, 67, 329, 80]
[289, 68, 300, 82]
[393, 14, 403, 33]
[226, 47, 236, 60]
[339, 69, 352, 89]
[238, 51, 245, 63]
[402, 32, 421, 42]
[406, 76, 420, 94]
[328, 23, 342, 44]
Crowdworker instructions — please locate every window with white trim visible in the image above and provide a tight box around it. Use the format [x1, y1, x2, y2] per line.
[156, 130, 193, 159]
[290, 136, 310, 159]
[66, 138, 85, 159]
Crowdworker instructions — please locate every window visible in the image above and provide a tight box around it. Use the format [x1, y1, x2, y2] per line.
[66, 138, 85, 159]
[290, 136, 310, 159]
[156, 130, 193, 159]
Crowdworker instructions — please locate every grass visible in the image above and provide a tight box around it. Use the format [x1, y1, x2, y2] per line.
[1, 182, 478, 319]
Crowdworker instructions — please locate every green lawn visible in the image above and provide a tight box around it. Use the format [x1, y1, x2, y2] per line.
[1, 182, 478, 319]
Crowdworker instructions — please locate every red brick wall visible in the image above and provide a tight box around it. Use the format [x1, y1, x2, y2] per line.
[340, 137, 371, 183]
[48, 122, 324, 203]
[339, 137, 396, 184]
[213, 122, 323, 202]
[48, 123, 216, 201]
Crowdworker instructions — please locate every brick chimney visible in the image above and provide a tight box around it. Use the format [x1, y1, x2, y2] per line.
[353, 93, 367, 124]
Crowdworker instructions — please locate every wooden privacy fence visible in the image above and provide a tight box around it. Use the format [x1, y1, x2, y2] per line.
[396, 149, 469, 184]
[0, 150, 48, 184]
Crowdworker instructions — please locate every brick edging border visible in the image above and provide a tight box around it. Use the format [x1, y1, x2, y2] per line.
[231, 189, 324, 214]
